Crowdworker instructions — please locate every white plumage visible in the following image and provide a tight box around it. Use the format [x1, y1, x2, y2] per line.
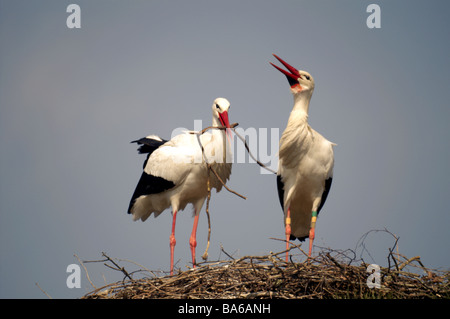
[128, 97, 232, 274]
[271, 54, 335, 259]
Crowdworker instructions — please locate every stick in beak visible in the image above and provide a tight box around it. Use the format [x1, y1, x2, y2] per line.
[218, 111, 232, 142]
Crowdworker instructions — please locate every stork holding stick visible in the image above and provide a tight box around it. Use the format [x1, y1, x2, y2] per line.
[127, 98, 233, 275]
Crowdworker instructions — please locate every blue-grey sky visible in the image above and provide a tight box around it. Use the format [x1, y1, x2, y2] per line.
[1, 1, 449, 298]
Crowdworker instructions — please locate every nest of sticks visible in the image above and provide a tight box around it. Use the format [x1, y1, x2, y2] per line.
[81, 244, 449, 299]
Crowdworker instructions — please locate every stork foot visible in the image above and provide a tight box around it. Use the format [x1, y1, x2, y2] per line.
[189, 214, 200, 269]
[189, 236, 197, 269]
[308, 228, 315, 258]
[308, 211, 317, 258]
[169, 210, 178, 275]
[285, 208, 291, 262]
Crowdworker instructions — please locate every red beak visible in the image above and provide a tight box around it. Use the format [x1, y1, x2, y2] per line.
[218, 110, 232, 142]
[270, 54, 301, 86]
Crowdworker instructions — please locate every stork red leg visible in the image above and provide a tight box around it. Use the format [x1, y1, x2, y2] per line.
[169, 210, 178, 275]
[285, 208, 292, 262]
[189, 213, 200, 269]
[308, 211, 318, 258]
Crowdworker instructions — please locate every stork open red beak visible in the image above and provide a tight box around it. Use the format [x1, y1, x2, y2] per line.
[218, 110, 232, 142]
[270, 54, 302, 86]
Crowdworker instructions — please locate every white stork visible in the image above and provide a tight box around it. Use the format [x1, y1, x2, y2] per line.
[128, 98, 232, 275]
[270, 54, 335, 260]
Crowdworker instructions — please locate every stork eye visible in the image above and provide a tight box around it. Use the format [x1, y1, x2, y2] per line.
[305, 75, 310, 80]
[215, 104, 220, 109]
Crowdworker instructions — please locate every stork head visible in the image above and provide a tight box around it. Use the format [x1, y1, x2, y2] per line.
[212, 97, 232, 139]
[270, 54, 314, 96]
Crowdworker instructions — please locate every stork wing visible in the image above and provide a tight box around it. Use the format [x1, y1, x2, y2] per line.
[131, 135, 169, 168]
[317, 177, 332, 214]
[144, 133, 201, 184]
[132, 135, 168, 154]
[128, 136, 176, 213]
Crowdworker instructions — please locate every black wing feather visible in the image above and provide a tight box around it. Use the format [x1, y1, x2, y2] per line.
[131, 137, 169, 154]
[276, 174, 284, 210]
[131, 137, 169, 168]
[127, 136, 175, 214]
[127, 172, 175, 214]
[317, 177, 332, 214]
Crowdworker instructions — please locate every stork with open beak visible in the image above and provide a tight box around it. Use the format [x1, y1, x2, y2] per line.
[127, 98, 232, 275]
[270, 54, 335, 260]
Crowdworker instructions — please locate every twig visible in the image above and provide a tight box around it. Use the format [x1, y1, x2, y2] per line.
[220, 244, 236, 260]
[355, 228, 399, 265]
[101, 252, 133, 281]
[192, 123, 246, 263]
[194, 126, 246, 200]
[116, 258, 154, 277]
[35, 282, 52, 299]
[325, 253, 345, 271]
[74, 254, 96, 289]
[209, 163, 246, 199]
[232, 127, 277, 175]
[388, 247, 400, 272]
[387, 233, 400, 272]
[397, 255, 435, 278]
[268, 237, 309, 259]
[201, 177, 212, 261]
[189, 122, 239, 135]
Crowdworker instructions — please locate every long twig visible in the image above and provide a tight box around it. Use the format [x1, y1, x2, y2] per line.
[201, 176, 212, 261]
[192, 123, 246, 264]
[220, 244, 236, 260]
[210, 163, 246, 199]
[35, 282, 52, 299]
[74, 254, 96, 289]
[190, 122, 277, 174]
[231, 127, 277, 174]
[193, 124, 246, 200]
[189, 122, 239, 135]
